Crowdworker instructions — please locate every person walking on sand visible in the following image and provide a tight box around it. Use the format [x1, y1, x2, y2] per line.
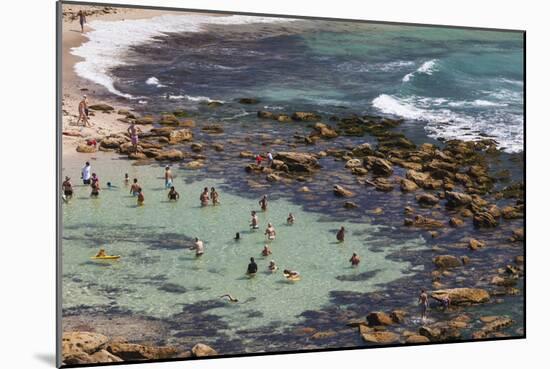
[77, 95, 90, 127]
[418, 289, 429, 321]
[168, 186, 180, 201]
[265, 223, 276, 241]
[259, 195, 268, 211]
[81, 161, 91, 185]
[250, 211, 259, 229]
[164, 166, 173, 188]
[130, 178, 141, 196]
[127, 122, 141, 153]
[78, 10, 87, 33]
[193, 237, 204, 257]
[210, 187, 220, 205]
[337, 226, 345, 242]
[349, 253, 360, 267]
[200, 187, 210, 207]
[62, 176, 73, 200]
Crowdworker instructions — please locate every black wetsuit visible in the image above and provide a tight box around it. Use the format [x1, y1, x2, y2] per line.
[247, 261, 258, 274]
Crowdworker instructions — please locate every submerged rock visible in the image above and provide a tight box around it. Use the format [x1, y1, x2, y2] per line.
[366, 312, 394, 326]
[291, 111, 321, 121]
[191, 343, 218, 357]
[433, 255, 463, 269]
[106, 342, 178, 360]
[431, 288, 490, 305]
[333, 184, 355, 197]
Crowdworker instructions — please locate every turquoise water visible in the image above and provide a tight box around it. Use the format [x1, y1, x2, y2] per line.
[62, 153, 426, 334]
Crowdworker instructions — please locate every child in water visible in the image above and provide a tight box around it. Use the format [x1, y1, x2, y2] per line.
[262, 244, 272, 256]
[268, 260, 278, 272]
[137, 189, 145, 206]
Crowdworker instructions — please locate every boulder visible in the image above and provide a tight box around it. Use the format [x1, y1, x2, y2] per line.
[178, 119, 196, 128]
[431, 288, 490, 305]
[406, 170, 431, 186]
[202, 125, 224, 134]
[370, 177, 394, 192]
[344, 201, 359, 209]
[168, 129, 193, 144]
[211, 143, 224, 152]
[433, 255, 463, 269]
[351, 167, 368, 176]
[88, 103, 114, 111]
[135, 116, 154, 125]
[291, 111, 321, 121]
[191, 343, 218, 357]
[257, 110, 275, 119]
[405, 335, 430, 344]
[158, 114, 179, 125]
[445, 191, 473, 208]
[191, 143, 203, 152]
[76, 144, 97, 153]
[62, 332, 109, 356]
[404, 215, 445, 229]
[510, 228, 524, 242]
[400, 178, 418, 192]
[155, 149, 184, 161]
[183, 160, 204, 170]
[449, 217, 464, 227]
[333, 184, 355, 197]
[366, 312, 394, 326]
[416, 193, 439, 207]
[239, 151, 255, 159]
[313, 122, 338, 139]
[266, 173, 282, 182]
[368, 157, 393, 176]
[298, 186, 311, 193]
[469, 238, 485, 250]
[418, 325, 461, 342]
[473, 211, 499, 228]
[106, 342, 178, 360]
[351, 143, 374, 157]
[238, 97, 260, 104]
[89, 350, 123, 363]
[100, 137, 124, 149]
[274, 152, 320, 173]
[345, 158, 362, 169]
[390, 310, 407, 324]
[361, 331, 400, 344]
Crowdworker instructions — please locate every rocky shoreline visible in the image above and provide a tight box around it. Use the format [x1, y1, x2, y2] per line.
[63, 98, 524, 360]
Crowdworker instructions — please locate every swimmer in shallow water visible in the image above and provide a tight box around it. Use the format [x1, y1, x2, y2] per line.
[124, 173, 129, 186]
[130, 178, 141, 196]
[193, 237, 204, 257]
[137, 188, 145, 206]
[349, 252, 360, 267]
[246, 257, 258, 275]
[265, 223, 276, 240]
[200, 187, 210, 206]
[337, 226, 345, 242]
[168, 186, 180, 201]
[287, 212, 295, 225]
[164, 166, 173, 188]
[268, 260, 278, 272]
[62, 176, 73, 199]
[211, 187, 220, 205]
[220, 294, 238, 303]
[250, 211, 259, 229]
[234, 232, 241, 241]
[262, 244, 272, 256]
[259, 195, 268, 211]
[283, 269, 300, 279]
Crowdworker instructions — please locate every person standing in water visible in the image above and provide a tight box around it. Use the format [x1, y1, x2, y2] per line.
[90, 178, 100, 198]
[193, 238, 204, 257]
[130, 178, 141, 196]
[77, 95, 90, 127]
[234, 232, 241, 241]
[137, 188, 145, 206]
[164, 166, 173, 188]
[418, 289, 429, 321]
[124, 173, 129, 186]
[349, 253, 360, 267]
[250, 211, 259, 229]
[127, 122, 141, 153]
[268, 260, 277, 272]
[265, 223, 276, 241]
[77, 10, 87, 33]
[337, 226, 345, 242]
[287, 213, 295, 225]
[167, 186, 180, 201]
[62, 176, 73, 200]
[81, 161, 91, 185]
[200, 187, 210, 206]
[262, 244, 272, 256]
[247, 257, 258, 275]
[259, 195, 268, 211]
[210, 187, 220, 205]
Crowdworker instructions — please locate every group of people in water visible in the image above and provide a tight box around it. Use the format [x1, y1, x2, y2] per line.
[64, 161, 363, 287]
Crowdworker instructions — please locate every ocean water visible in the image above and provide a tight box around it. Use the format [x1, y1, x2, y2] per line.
[62, 154, 426, 334]
[72, 14, 524, 152]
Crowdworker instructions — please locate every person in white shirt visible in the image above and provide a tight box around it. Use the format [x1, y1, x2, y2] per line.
[81, 162, 92, 185]
[193, 237, 204, 257]
[267, 151, 274, 167]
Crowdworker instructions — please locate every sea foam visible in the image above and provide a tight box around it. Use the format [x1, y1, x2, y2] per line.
[402, 59, 438, 82]
[71, 14, 295, 99]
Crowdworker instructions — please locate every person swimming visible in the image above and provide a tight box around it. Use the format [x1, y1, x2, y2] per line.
[234, 232, 241, 241]
[246, 257, 258, 275]
[62, 176, 73, 199]
[220, 294, 238, 303]
[250, 211, 259, 229]
[283, 269, 300, 280]
[349, 252, 360, 267]
[265, 223, 276, 240]
[287, 213, 295, 225]
[200, 187, 210, 206]
[168, 186, 180, 201]
[130, 178, 141, 196]
[262, 244, 272, 256]
[95, 248, 106, 257]
[106, 182, 117, 189]
[137, 188, 145, 206]
[268, 260, 278, 272]
[337, 226, 345, 242]
[193, 237, 204, 257]
[124, 173, 129, 186]
[259, 195, 268, 211]
[211, 187, 220, 205]
[164, 166, 173, 188]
